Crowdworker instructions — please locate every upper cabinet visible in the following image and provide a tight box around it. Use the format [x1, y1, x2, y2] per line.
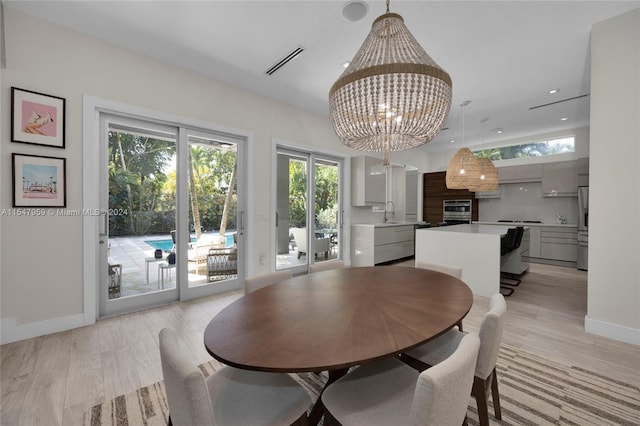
[405, 169, 419, 219]
[498, 163, 543, 183]
[351, 156, 386, 206]
[541, 160, 578, 197]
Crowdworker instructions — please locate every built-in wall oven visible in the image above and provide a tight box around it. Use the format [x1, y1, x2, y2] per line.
[442, 200, 472, 225]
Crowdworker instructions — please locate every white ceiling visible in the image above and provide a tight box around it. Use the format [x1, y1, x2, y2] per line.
[6, 1, 638, 152]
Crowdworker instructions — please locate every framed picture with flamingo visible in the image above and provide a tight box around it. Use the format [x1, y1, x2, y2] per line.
[11, 87, 66, 148]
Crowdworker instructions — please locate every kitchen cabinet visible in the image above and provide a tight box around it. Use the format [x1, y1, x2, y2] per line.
[542, 160, 578, 197]
[405, 169, 418, 220]
[474, 185, 501, 199]
[351, 224, 415, 266]
[351, 156, 386, 206]
[498, 163, 543, 183]
[527, 226, 577, 263]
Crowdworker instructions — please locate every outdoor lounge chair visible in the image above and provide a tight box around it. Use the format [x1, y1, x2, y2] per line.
[207, 247, 238, 281]
[291, 228, 330, 259]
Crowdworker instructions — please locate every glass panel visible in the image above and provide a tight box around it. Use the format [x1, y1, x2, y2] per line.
[107, 125, 176, 297]
[187, 135, 238, 287]
[276, 153, 308, 270]
[473, 136, 575, 160]
[313, 159, 340, 264]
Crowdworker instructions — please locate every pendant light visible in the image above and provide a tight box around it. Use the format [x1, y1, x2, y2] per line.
[329, 0, 452, 165]
[468, 118, 498, 191]
[446, 102, 480, 189]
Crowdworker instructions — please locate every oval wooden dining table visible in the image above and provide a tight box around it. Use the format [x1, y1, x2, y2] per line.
[204, 266, 473, 424]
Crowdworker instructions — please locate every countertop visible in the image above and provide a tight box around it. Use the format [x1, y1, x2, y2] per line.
[418, 224, 515, 236]
[352, 222, 423, 228]
[474, 221, 577, 228]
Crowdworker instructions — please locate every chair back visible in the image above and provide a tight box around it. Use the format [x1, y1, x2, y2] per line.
[476, 293, 507, 379]
[309, 260, 345, 274]
[291, 228, 308, 252]
[244, 270, 292, 295]
[159, 328, 215, 426]
[512, 226, 524, 251]
[415, 260, 463, 280]
[410, 333, 480, 426]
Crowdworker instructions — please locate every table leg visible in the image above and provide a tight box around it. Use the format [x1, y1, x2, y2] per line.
[307, 368, 348, 426]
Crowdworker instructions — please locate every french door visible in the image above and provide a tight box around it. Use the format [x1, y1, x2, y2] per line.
[98, 113, 244, 317]
[275, 147, 343, 275]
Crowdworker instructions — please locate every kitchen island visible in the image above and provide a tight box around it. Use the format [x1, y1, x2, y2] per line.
[415, 224, 529, 297]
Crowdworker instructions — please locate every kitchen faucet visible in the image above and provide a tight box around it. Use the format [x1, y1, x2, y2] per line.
[384, 201, 395, 223]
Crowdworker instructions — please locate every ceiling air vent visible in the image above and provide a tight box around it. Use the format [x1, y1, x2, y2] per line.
[265, 45, 305, 76]
[529, 94, 589, 110]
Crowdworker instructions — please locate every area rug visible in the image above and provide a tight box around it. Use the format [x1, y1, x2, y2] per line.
[84, 344, 640, 426]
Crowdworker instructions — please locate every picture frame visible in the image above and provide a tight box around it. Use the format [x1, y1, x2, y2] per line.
[12, 153, 66, 207]
[11, 87, 66, 148]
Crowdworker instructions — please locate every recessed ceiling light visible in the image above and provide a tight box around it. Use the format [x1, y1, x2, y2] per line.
[341, 0, 369, 22]
[549, 88, 560, 94]
[450, 139, 455, 143]
[342, 61, 350, 68]
[561, 117, 568, 121]
[492, 128, 503, 134]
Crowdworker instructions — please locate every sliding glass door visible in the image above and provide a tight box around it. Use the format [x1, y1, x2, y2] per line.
[276, 147, 343, 274]
[98, 114, 244, 317]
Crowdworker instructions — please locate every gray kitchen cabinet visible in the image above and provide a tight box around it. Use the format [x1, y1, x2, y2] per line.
[539, 226, 577, 262]
[527, 226, 541, 258]
[542, 160, 578, 196]
[405, 169, 418, 220]
[497, 163, 543, 183]
[351, 156, 386, 206]
[351, 224, 415, 266]
[474, 185, 501, 199]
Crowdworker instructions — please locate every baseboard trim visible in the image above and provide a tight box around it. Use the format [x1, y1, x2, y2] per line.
[0, 313, 94, 345]
[584, 315, 640, 346]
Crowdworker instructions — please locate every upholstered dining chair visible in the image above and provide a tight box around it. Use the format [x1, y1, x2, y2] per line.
[322, 333, 480, 426]
[159, 327, 310, 426]
[415, 259, 465, 330]
[403, 293, 507, 426]
[244, 270, 292, 295]
[308, 260, 344, 274]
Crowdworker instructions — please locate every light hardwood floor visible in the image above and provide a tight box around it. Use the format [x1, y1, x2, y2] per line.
[1, 262, 639, 425]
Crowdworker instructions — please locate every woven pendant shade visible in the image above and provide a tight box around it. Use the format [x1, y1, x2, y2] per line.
[446, 148, 481, 189]
[329, 9, 452, 165]
[468, 157, 499, 191]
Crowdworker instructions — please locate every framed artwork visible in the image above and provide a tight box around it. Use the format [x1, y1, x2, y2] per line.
[12, 153, 66, 207]
[11, 87, 66, 148]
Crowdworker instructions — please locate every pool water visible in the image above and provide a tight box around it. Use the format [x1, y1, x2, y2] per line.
[144, 235, 234, 251]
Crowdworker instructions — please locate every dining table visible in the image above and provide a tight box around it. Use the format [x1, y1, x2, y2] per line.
[203, 266, 473, 425]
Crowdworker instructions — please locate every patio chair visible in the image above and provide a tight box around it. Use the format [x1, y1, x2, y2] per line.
[291, 228, 330, 259]
[207, 247, 238, 281]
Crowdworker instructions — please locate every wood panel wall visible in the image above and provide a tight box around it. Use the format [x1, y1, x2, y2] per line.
[422, 172, 478, 225]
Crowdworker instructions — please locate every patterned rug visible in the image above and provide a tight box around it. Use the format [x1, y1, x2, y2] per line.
[84, 344, 640, 426]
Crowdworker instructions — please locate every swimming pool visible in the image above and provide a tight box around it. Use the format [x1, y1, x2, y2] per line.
[144, 234, 234, 251]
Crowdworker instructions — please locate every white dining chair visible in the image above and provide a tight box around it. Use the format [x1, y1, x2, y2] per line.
[322, 333, 480, 426]
[415, 259, 463, 279]
[159, 327, 310, 426]
[308, 260, 344, 273]
[243, 270, 292, 295]
[403, 293, 507, 426]
[415, 259, 464, 330]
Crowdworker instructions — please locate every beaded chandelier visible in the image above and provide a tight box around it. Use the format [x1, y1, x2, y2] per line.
[329, 1, 452, 165]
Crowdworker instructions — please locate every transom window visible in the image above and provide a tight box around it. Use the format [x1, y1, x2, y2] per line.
[474, 136, 575, 160]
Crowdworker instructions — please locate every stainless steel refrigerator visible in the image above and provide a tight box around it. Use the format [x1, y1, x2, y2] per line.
[577, 186, 589, 270]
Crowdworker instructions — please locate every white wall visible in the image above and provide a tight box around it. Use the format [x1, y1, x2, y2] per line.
[586, 8, 640, 345]
[0, 9, 374, 342]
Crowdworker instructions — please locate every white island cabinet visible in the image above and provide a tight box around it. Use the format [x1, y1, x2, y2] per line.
[415, 224, 529, 297]
[351, 223, 416, 266]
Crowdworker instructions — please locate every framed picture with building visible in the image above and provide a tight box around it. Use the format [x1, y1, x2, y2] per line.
[11, 87, 66, 148]
[12, 153, 67, 208]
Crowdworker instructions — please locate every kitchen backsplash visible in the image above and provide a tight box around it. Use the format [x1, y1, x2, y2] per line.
[478, 182, 578, 224]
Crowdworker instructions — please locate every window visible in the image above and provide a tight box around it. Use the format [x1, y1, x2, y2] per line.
[473, 136, 575, 160]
